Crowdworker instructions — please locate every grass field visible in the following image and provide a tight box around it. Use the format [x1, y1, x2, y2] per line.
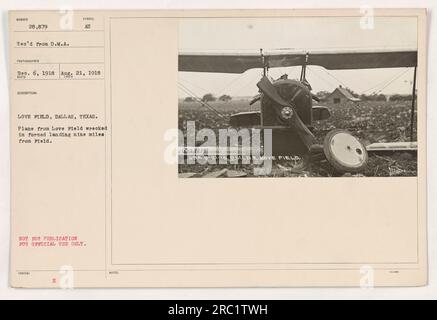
[178, 99, 417, 177]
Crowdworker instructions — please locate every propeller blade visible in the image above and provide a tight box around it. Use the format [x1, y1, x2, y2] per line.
[257, 76, 317, 150]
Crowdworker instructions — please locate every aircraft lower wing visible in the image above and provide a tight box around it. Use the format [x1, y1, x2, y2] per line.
[366, 141, 418, 153]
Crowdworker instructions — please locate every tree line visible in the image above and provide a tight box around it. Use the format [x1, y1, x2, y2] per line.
[315, 89, 414, 102]
[184, 91, 414, 103]
[184, 94, 232, 103]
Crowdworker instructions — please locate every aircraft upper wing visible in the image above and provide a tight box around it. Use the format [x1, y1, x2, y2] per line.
[178, 53, 264, 73]
[179, 48, 417, 73]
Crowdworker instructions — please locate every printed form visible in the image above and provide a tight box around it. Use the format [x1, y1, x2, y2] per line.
[9, 10, 428, 287]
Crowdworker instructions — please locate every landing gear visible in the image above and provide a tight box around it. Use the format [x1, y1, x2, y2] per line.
[323, 129, 368, 173]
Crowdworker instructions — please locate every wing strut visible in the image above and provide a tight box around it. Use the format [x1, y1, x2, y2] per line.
[410, 66, 417, 142]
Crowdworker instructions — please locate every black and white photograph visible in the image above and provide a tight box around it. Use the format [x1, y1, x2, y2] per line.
[178, 17, 418, 177]
[1, 4, 431, 298]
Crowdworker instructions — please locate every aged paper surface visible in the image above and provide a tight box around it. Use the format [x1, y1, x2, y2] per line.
[9, 9, 427, 287]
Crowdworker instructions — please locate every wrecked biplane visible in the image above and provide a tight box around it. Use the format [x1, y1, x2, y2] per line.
[178, 48, 418, 173]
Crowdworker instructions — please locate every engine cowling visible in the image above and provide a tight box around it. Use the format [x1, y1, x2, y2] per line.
[261, 79, 313, 126]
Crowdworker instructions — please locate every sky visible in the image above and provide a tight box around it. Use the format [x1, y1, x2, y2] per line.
[178, 17, 417, 98]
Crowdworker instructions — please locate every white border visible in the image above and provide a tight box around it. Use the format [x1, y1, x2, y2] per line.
[0, 0, 435, 300]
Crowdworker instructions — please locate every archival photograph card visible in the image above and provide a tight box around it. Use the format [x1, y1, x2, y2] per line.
[9, 9, 427, 287]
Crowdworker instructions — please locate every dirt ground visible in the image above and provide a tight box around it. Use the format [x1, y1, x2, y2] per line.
[178, 100, 417, 177]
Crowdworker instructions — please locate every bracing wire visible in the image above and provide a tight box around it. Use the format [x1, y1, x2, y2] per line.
[306, 66, 337, 88]
[178, 76, 210, 94]
[308, 66, 411, 96]
[362, 68, 411, 94]
[215, 72, 247, 97]
[231, 71, 262, 97]
[315, 67, 349, 88]
[178, 83, 227, 118]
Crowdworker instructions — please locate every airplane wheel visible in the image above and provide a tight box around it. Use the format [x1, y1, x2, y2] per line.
[323, 129, 368, 173]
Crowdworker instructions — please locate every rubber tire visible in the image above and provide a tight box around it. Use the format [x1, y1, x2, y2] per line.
[323, 129, 368, 173]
